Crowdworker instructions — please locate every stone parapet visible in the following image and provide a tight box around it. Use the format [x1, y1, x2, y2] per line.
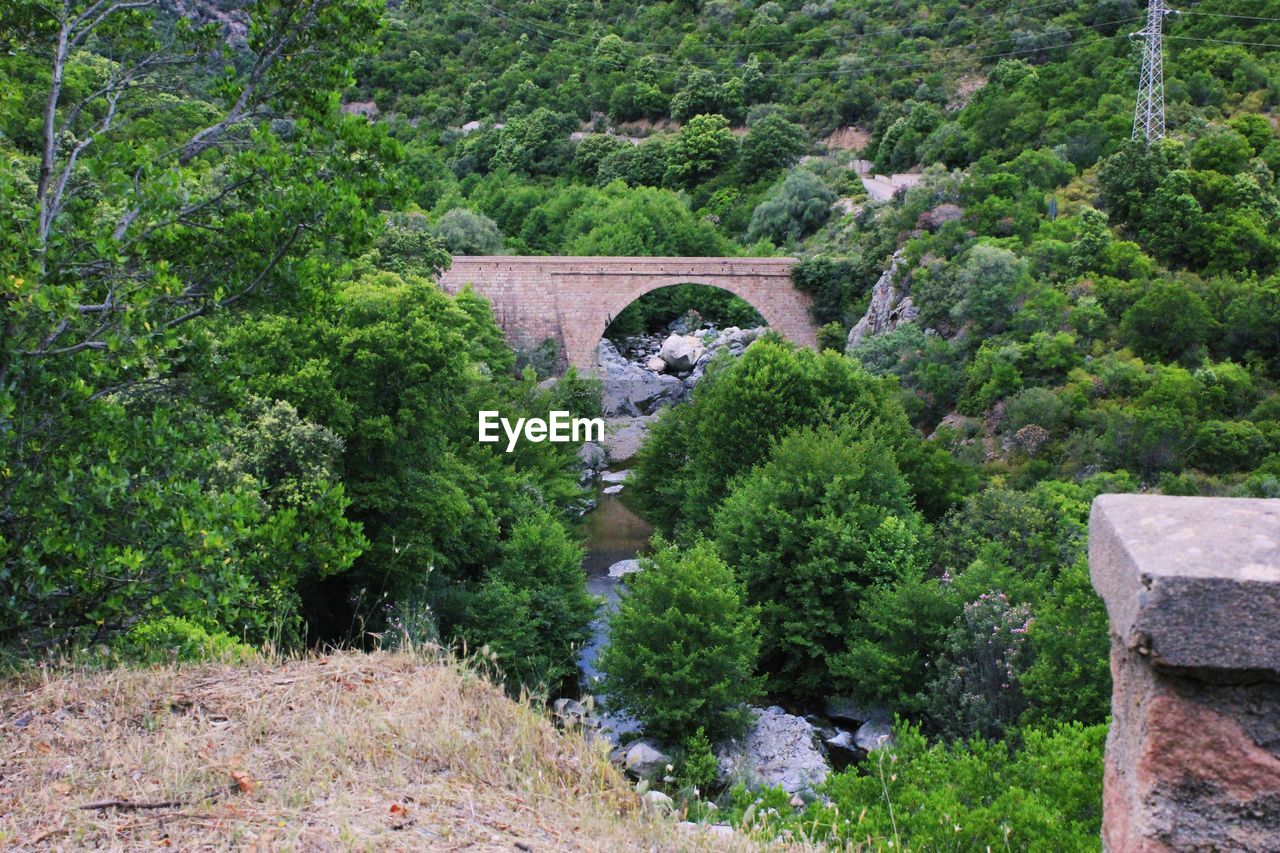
[1090, 494, 1280, 851]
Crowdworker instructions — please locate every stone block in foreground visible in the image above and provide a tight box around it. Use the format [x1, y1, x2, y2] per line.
[1090, 494, 1280, 852]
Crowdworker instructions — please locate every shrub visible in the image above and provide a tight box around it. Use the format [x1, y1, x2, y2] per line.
[739, 113, 807, 180]
[572, 134, 629, 181]
[745, 170, 836, 245]
[1120, 279, 1213, 364]
[792, 720, 1107, 850]
[789, 255, 861, 327]
[1004, 386, 1068, 434]
[1189, 129, 1254, 174]
[950, 244, 1031, 339]
[1192, 420, 1270, 473]
[454, 510, 595, 693]
[714, 426, 925, 700]
[937, 480, 1092, 585]
[1099, 405, 1186, 477]
[493, 108, 577, 176]
[430, 208, 504, 255]
[829, 519, 961, 712]
[1020, 556, 1111, 726]
[599, 540, 762, 743]
[596, 138, 669, 187]
[924, 591, 1033, 741]
[817, 320, 845, 352]
[114, 617, 257, 664]
[678, 727, 720, 794]
[666, 114, 737, 186]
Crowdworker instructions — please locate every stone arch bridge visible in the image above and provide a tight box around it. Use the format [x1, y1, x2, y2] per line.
[436, 256, 818, 372]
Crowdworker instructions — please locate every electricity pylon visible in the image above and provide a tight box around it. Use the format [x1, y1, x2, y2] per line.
[1132, 0, 1175, 142]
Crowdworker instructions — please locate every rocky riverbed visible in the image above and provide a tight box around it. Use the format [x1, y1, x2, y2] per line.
[598, 322, 767, 418]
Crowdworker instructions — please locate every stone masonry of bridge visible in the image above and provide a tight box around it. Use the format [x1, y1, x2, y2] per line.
[436, 256, 818, 372]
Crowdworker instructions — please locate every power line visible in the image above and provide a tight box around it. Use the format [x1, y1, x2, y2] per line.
[1179, 10, 1280, 24]
[472, 0, 1089, 52]
[1166, 34, 1280, 48]
[509, 14, 1141, 72]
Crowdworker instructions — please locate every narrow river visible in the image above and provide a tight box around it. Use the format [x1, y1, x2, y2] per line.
[576, 486, 653, 691]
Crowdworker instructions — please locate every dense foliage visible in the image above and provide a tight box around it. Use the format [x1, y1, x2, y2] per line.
[1, 0, 597, 695]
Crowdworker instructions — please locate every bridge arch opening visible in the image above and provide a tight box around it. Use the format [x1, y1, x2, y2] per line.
[602, 282, 766, 343]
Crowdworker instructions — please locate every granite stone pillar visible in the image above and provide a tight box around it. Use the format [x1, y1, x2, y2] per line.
[1090, 494, 1280, 851]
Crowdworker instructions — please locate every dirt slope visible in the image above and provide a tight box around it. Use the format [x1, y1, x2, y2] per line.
[0, 651, 750, 850]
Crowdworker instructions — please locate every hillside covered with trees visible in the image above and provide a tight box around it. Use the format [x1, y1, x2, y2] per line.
[3, 0, 1279, 846]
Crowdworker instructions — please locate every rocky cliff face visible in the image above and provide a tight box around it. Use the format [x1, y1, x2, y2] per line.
[845, 250, 918, 351]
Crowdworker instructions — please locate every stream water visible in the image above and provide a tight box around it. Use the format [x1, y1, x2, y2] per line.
[576, 487, 653, 689]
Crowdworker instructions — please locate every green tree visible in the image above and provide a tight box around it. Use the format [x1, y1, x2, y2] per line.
[572, 133, 630, 181]
[1227, 114, 1274, 154]
[224, 273, 587, 646]
[1, 0, 389, 652]
[1120, 279, 1213, 363]
[565, 186, 729, 256]
[1189, 128, 1254, 174]
[745, 170, 836, 245]
[599, 540, 762, 743]
[739, 113, 807, 180]
[456, 510, 596, 692]
[1020, 557, 1111, 726]
[596, 138, 670, 187]
[666, 113, 737, 186]
[630, 338, 909, 535]
[431, 208, 505, 255]
[714, 426, 925, 700]
[1138, 171, 1207, 267]
[805, 721, 1106, 849]
[1097, 137, 1183, 232]
[493, 108, 577, 175]
[951, 244, 1031, 338]
[670, 69, 722, 121]
[830, 519, 961, 712]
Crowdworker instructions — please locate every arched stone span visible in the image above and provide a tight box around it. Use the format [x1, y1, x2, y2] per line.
[436, 256, 817, 372]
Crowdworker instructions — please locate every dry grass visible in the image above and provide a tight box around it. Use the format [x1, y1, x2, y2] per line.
[0, 650, 757, 851]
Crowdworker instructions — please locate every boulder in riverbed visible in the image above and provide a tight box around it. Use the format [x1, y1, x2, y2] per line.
[659, 334, 707, 372]
[577, 442, 607, 481]
[600, 340, 686, 416]
[854, 718, 894, 752]
[607, 559, 642, 578]
[615, 738, 673, 781]
[716, 706, 830, 794]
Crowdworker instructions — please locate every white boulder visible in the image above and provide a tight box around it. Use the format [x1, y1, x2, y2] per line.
[716, 706, 830, 794]
[659, 334, 707, 372]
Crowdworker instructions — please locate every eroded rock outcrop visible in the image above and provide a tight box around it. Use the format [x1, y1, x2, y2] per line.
[845, 250, 918, 350]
